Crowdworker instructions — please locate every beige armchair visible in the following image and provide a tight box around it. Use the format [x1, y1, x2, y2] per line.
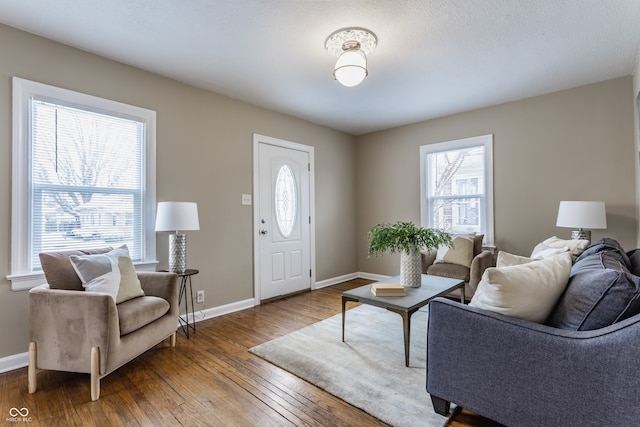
[28, 249, 179, 401]
[421, 234, 495, 301]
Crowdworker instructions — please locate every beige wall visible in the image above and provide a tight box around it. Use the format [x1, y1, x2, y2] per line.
[0, 24, 358, 359]
[356, 77, 637, 276]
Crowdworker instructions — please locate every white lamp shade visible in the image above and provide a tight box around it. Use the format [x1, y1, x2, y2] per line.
[155, 201, 200, 232]
[333, 49, 368, 87]
[556, 201, 607, 229]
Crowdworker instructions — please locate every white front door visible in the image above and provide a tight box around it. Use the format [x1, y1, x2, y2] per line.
[254, 135, 313, 301]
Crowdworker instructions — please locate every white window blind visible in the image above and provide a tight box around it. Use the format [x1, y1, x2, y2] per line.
[31, 99, 145, 266]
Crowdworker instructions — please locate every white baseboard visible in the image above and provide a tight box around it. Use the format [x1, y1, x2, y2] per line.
[184, 298, 255, 324]
[0, 351, 28, 374]
[357, 272, 391, 281]
[314, 272, 390, 289]
[0, 274, 389, 373]
[314, 272, 359, 289]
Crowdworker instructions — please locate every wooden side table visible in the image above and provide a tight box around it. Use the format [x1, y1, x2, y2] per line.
[163, 269, 199, 338]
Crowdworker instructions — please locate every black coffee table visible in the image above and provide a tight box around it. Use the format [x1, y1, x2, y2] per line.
[342, 275, 464, 367]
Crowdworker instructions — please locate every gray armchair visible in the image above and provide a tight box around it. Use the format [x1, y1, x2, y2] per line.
[29, 270, 179, 401]
[421, 234, 494, 301]
[426, 297, 640, 426]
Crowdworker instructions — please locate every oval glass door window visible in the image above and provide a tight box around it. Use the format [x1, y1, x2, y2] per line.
[274, 164, 297, 238]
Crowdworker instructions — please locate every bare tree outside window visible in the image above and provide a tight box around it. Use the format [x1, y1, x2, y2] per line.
[421, 137, 487, 241]
[424, 144, 487, 236]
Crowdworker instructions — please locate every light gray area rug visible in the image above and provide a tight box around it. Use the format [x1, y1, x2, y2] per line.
[249, 304, 447, 427]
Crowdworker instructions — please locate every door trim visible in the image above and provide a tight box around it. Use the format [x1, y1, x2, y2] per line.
[252, 134, 316, 305]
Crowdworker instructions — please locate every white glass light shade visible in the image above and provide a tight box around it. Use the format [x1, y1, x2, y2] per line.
[155, 201, 200, 232]
[556, 201, 607, 229]
[333, 49, 368, 87]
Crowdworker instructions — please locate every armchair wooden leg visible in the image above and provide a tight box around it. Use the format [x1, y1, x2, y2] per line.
[170, 332, 176, 348]
[90, 346, 100, 401]
[28, 342, 37, 394]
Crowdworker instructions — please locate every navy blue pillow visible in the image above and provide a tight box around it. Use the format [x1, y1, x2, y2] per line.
[574, 237, 631, 268]
[547, 239, 640, 331]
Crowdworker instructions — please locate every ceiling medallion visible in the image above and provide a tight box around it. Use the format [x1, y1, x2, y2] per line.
[325, 27, 377, 87]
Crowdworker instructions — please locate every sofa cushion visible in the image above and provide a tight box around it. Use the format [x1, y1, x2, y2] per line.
[427, 262, 470, 283]
[40, 247, 113, 291]
[117, 296, 170, 336]
[469, 252, 572, 323]
[546, 238, 640, 330]
[69, 245, 144, 303]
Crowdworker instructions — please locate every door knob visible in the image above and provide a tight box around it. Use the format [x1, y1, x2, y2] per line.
[260, 229, 268, 235]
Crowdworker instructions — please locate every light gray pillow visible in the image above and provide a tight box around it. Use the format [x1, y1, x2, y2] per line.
[69, 245, 144, 303]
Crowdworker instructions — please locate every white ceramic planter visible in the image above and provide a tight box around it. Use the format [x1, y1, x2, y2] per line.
[400, 250, 422, 288]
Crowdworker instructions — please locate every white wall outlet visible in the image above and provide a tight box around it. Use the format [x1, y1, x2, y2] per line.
[196, 290, 205, 303]
[241, 194, 252, 205]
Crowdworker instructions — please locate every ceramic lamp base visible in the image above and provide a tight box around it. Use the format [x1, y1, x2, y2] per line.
[571, 229, 591, 242]
[169, 233, 187, 273]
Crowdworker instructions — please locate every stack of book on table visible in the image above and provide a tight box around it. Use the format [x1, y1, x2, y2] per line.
[371, 282, 407, 297]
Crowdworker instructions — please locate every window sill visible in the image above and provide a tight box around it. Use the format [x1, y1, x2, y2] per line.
[7, 260, 159, 291]
[482, 245, 497, 255]
[6, 272, 46, 291]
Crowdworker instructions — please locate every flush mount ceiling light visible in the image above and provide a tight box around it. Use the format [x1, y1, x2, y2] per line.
[325, 27, 377, 87]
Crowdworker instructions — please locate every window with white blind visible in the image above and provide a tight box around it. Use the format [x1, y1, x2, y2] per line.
[420, 134, 494, 245]
[9, 77, 157, 290]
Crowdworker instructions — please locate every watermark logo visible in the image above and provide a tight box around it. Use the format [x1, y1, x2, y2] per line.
[7, 407, 32, 423]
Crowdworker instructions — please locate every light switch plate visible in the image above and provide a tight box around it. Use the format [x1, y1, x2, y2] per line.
[241, 194, 252, 205]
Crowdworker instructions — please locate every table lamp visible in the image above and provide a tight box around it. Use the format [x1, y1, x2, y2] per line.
[556, 201, 607, 243]
[155, 201, 200, 273]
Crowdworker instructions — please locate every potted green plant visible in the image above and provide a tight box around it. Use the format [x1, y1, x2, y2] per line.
[367, 221, 452, 288]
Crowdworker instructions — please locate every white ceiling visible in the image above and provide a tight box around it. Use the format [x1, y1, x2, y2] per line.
[1, 0, 640, 135]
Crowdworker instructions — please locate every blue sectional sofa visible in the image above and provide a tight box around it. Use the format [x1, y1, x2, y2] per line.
[426, 238, 640, 426]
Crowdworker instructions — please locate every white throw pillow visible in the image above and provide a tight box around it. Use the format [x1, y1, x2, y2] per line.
[496, 251, 533, 267]
[531, 236, 588, 260]
[469, 252, 572, 323]
[69, 245, 144, 303]
[530, 243, 569, 259]
[435, 234, 475, 268]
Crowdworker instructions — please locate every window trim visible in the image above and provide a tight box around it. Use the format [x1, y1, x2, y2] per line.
[420, 134, 494, 246]
[8, 77, 157, 291]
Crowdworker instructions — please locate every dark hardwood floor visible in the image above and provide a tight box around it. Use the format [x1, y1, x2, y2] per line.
[1, 279, 500, 426]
